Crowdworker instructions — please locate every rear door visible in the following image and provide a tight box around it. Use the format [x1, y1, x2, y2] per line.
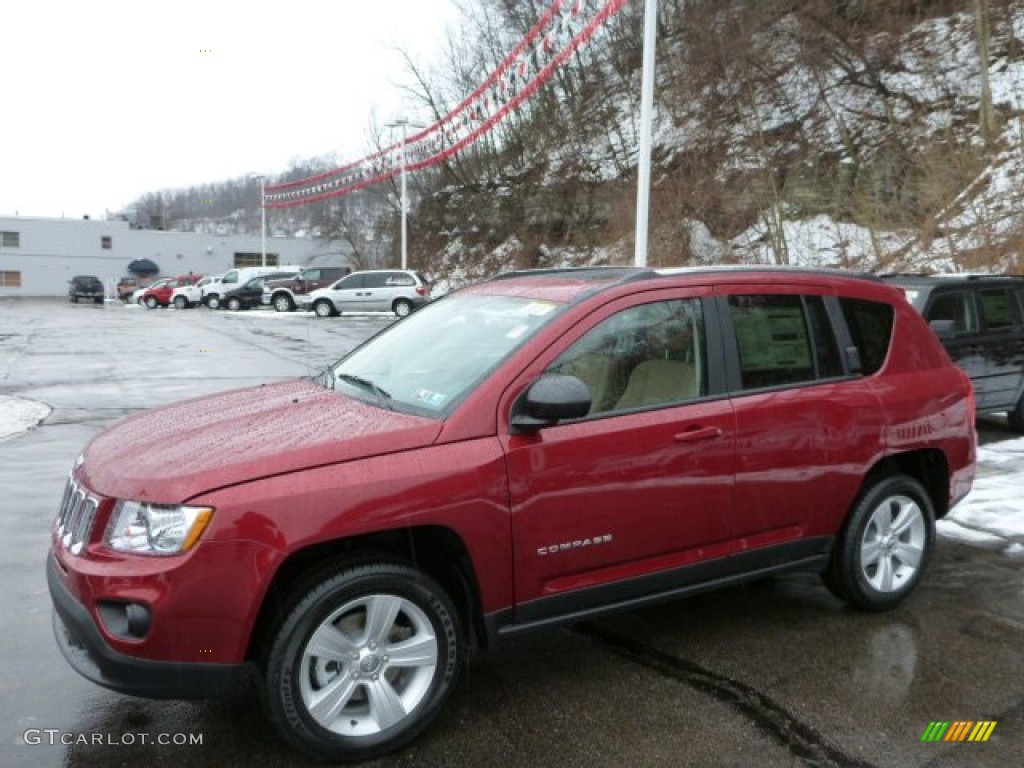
[717, 287, 886, 545]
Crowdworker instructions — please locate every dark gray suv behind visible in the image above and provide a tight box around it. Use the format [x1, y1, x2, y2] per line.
[68, 275, 105, 304]
[882, 274, 1024, 429]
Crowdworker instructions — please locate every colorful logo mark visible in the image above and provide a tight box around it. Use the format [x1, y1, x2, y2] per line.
[921, 721, 997, 742]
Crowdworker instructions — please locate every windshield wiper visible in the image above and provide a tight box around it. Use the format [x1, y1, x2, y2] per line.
[336, 373, 393, 411]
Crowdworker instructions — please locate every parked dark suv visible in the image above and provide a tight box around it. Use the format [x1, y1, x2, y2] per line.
[48, 267, 975, 762]
[68, 275, 104, 304]
[881, 274, 1024, 429]
[263, 266, 351, 312]
[219, 272, 299, 311]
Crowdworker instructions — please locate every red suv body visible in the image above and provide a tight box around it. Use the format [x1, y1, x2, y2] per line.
[141, 274, 202, 308]
[48, 267, 975, 761]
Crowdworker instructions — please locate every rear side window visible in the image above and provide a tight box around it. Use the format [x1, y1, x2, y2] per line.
[978, 288, 1022, 329]
[840, 298, 894, 376]
[728, 295, 842, 389]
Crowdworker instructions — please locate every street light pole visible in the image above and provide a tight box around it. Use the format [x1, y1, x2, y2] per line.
[634, 0, 658, 268]
[260, 176, 267, 268]
[385, 119, 423, 270]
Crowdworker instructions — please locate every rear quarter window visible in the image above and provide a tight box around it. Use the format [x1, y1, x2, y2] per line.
[839, 298, 894, 375]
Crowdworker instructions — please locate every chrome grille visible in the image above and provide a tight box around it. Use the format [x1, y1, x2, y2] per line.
[54, 477, 98, 556]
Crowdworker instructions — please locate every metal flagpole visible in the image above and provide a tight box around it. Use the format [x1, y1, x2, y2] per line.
[400, 120, 408, 270]
[260, 176, 267, 268]
[634, 0, 658, 267]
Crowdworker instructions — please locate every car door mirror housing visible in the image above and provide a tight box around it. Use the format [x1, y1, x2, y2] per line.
[511, 375, 591, 433]
[929, 319, 956, 338]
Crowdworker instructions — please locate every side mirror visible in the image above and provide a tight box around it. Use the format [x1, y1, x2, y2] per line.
[929, 319, 956, 339]
[511, 375, 591, 433]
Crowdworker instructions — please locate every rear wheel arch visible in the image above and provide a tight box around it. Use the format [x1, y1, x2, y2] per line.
[860, 450, 950, 519]
[247, 526, 487, 666]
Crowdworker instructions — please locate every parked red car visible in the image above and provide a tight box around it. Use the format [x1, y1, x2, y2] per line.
[48, 267, 975, 761]
[141, 274, 202, 308]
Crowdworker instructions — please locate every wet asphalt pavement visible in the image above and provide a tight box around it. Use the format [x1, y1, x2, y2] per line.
[1, 298, 1021, 768]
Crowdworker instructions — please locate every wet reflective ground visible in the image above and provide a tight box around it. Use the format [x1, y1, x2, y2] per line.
[1, 299, 1021, 767]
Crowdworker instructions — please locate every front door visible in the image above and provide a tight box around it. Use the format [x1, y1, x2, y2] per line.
[502, 291, 737, 621]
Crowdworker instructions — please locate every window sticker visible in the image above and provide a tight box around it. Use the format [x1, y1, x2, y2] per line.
[414, 388, 448, 408]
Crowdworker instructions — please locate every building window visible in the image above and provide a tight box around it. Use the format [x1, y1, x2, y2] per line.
[233, 252, 279, 268]
[101, 236, 112, 249]
[1, 231, 19, 248]
[0, 271, 22, 287]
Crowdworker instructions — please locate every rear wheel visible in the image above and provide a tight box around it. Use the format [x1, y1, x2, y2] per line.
[262, 563, 463, 762]
[173, 295, 189, 310]
[314, 300, 336, 318]
[823, 474, 934, 611]
[206, 295, 221, 310]
[273, 293, 295, 312]
[94, 297, 103, 305]
[393, 299, 413, 318]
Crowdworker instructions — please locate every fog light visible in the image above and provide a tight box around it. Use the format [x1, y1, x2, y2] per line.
[98, 601, 152, 639]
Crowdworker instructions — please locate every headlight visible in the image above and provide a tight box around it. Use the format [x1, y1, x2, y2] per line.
[105, 501, 214, 555]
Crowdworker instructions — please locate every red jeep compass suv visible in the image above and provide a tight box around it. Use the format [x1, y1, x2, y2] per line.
[48, 267, 975, 761]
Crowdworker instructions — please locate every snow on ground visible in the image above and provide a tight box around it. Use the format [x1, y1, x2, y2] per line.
[0, 396, 51, 441]
[1, 385, 1020, 557]
[938, 437, 1024, 559]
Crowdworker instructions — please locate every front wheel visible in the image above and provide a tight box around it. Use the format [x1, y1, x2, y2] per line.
[314, 300, 336, 318]
[145, 296, 158, 309]
[1008, 396, 1024, 432]
[226, 297, 242, 311]
[263, 563, 463, 762]
[206, 295, 221, 310]
[823, 474, 934, 611]
[393, 299, 413, 318]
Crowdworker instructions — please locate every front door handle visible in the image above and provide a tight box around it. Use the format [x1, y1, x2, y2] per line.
[674, 426, 724, 444]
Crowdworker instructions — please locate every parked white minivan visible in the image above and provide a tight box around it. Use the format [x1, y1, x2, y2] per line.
[303, 269, 432, 317]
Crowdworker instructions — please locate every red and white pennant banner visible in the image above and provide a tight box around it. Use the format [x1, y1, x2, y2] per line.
[265, 0, 629, 209]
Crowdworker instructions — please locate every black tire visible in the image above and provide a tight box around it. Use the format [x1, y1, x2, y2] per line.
[173, 295, 189, 310]
[273, 293, 295, 312]
[145, 296, 158, 309]
[71, 296, 78, 304]
[94, 297, 103, 305]
[314, 300, 337, 318]
[393, 299, 413, 318]
[822, 474, 935, 611]
[206, 295, 221, 310]
[226, 297, 242, 311]
[263, 563, 463, 762]
[1008, 396, 1024, 432]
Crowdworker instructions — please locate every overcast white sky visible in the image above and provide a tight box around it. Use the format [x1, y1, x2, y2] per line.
[1, 0, 460, 219]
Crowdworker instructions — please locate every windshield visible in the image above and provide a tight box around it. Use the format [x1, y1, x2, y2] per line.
[326, 292, 564, 417]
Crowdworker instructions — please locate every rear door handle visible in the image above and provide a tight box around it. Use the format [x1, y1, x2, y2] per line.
[674, 426, 724, 444]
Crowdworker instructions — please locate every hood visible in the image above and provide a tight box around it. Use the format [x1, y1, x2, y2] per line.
[81, 379, 442, 502]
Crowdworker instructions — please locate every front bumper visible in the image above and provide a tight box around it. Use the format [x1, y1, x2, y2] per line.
[47, 551, 252, 699]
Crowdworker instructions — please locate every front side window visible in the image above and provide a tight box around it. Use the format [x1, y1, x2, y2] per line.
[330, 293, 565, 417]
[978, 288, 1022, 330]
[729, 294, 842, 389]
[546, 299, 706, 415]
[335, 274, 365, 290]
[924, 291, 978, 334]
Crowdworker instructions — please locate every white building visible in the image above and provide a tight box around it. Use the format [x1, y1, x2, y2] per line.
[0, 216, 352, 297]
